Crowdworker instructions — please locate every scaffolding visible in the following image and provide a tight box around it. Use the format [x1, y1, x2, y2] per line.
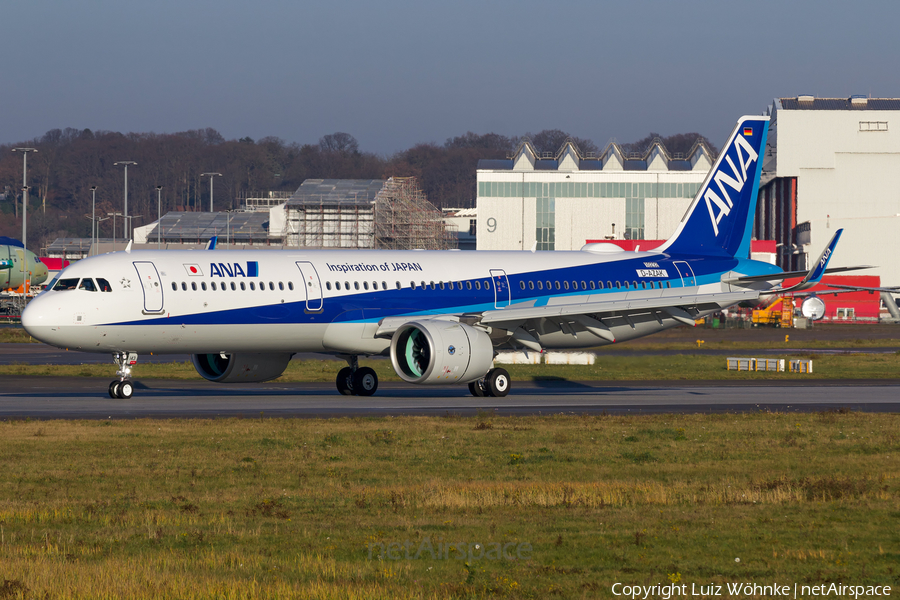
[282, 178, 456, 250]
[374, 177, 456, 250]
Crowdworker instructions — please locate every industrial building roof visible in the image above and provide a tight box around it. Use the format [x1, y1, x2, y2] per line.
[286, 179, 386, 206]
[151, 211, 270, 241]
[778, 97, 900, 110]
[478, 137, 713, 172]
[46, 238, 102, 256]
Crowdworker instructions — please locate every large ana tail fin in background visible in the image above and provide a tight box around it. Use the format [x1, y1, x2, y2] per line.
[658, 115, 769, 258]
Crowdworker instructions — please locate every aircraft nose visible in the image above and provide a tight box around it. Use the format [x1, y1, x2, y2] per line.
[21, 294, 57, 343]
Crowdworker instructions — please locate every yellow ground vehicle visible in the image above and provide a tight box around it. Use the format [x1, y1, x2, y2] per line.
[751, 296, 794, 327]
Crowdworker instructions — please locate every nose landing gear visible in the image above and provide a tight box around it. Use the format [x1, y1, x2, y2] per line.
[109, 351, 138, 399]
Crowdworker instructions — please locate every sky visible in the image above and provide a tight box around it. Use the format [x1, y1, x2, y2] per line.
[2, 0, 899, 155]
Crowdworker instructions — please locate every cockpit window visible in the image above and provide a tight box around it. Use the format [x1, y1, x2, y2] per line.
[53, 278, 80, 291]
[78, 278, 97, 292]
[97, 278, 112, 292]
[42, 275, 60, 293]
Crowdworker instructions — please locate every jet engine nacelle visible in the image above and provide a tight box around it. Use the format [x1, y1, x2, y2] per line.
[191, 352, 292, 383]
[390, 320, 494, 385]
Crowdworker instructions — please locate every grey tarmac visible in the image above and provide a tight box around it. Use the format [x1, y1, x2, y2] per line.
[1, 376, 898, 419]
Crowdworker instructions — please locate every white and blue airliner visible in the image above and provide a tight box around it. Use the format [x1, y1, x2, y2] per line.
[22, 116, 845, 399]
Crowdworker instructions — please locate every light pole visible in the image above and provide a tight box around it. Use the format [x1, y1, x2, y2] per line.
[225, 209, 238, 249]
[114, 161, 137, 239]
[97, 216, 109, 251]
[201, 172, 221, 212]
[156, 186, 163, 250]
[12, 148, 37, 292]
[91, 186, 97, 256]
[123, 215, 143, 241]
[108, 212, 123, 249]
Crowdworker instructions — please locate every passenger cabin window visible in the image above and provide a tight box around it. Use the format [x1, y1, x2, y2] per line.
[171, 282, 177, 291]
[211, 282, 217, 291]
[288, 282, 294, 291]
[182, 282, 188, 291]
[231, 282, 237, 291]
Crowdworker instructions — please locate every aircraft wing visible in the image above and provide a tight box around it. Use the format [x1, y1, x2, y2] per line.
[477, 290, 758, 329]
[374, 289, 760, 345]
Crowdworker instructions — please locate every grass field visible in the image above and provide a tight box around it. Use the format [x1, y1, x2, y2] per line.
[0, 413, 897, 598]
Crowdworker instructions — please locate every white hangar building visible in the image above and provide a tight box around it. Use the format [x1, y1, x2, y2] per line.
[475, 138, 714, 251]
[757, 96, 900, 285]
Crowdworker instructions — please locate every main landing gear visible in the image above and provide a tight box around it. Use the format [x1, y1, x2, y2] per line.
[468, 368, 510, 398]
[335, 355, 378, 396]
[109, 351, 138, 399]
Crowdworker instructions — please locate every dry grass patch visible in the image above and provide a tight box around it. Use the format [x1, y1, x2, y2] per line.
[0, 413, 897, 598]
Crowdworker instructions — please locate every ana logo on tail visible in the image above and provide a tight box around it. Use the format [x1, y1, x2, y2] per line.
[705, 132, 759, 236]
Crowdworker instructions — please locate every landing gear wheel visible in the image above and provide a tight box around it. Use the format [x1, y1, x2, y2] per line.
[336, 367, 354, 396]
[485, 368, 510, 397]
[468, 380, 487, 397]
[118, 380, 134, 399]
[352, 367, 378, 397]
[111, 351, 139, 398]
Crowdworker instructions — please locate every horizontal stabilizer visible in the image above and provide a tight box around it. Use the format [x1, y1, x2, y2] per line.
[824, 283, 900, 293]
[724, 265, 872, 285]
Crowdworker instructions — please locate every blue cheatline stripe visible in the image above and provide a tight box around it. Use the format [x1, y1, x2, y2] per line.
[102, 254, 762, 328]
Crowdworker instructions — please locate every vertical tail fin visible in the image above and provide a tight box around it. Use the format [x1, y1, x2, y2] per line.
[659, 115, 769, 258]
